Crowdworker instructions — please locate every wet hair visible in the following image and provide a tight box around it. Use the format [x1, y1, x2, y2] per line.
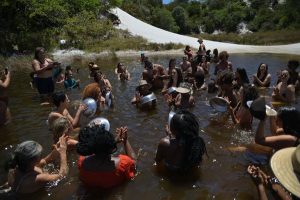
[76, 125, 117, 156]
[287, 60, 299, 70]
[52, 117, 69, 143]
[194, 71, 205, 88]
[52, 92, 66, 107]
[236, 68, 250, 85]
[218, 51, 229, 60]
[65, 65, 72, 71]
[241, 84, 259, 108]
[256, 63, 269, 80]
[169, 58, 176, 68]
[277, 107, 300, 138]
[213, 48, 218, 56]
[6, 141, 42, 172]
[34, 47, 45, 60]
[170, 110, 207, 170]
[219, 71, 234, 85]
[144, 60, 153, 70]
[93, 71, 103, 82]
[208, 79, 218, 93]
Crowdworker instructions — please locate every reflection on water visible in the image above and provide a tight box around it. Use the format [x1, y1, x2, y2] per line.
[0, 53, 299, 199]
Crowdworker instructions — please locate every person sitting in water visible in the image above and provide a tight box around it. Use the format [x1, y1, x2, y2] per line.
[164, 87, 178, 108]
[0, 67, 11, 125]
[2, 136, 68, 194]
[247, 144, 300, 200]
[52, 117, 78, 147]
[64, 70, 80, 89]
[228, 84, 259, 129]
[180, 56, 192, 81]
[88, 62, 100, 78]
[253, 63, 271, 88]
[286, 60, 300, 91]
[131, 80, 154, 107]
[82, 82, 105, 111]
[174, 87, 195, 110]
[233, 68, 250, 91]
[143, 60, 167, 90]
[155, 110, 207, 172]
[32, 47, 60, 95]
[207, 79, 219, 93]
[217, 71, 238, 108]
[115, 63, 130, 81]
[194, 71, 207, 91]
[272, 70, 295, 103]
[94, 71, 113, 105]
[214, 51, 233, 75]
[184, 45, 193, 61]
[162, 58, 183, 94]
[77, 125, 136, 188]
[254, 105, 300, 150]
[48, 92, 86, 130]
[199, 55, 210, 76]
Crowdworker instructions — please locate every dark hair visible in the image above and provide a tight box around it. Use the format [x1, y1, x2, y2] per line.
[194, 71, 205, 88]
[34, 47, 45, 60]
[287, 60, 299, 70]
[93, 71, 103, 82]
[185, 45, 190, 50]
[219, 71, 234, 85]
[169, 58, 176, 68]
[277, 107, 300, 138]
[170, 110, 207, 170]
[52, 92, 66, 107]
[208, 79, 218, 93]
[256, 63, 269, 81]
[144, 60, 153, 70]
[236, 68, 250, 85]
[66, 65, 72, 71]
[242, 84, 259, 108]
[213, 48, 218, 56]
[76, 125, 117, 156]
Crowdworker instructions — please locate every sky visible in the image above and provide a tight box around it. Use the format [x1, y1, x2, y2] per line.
[163, 0, 172, 4]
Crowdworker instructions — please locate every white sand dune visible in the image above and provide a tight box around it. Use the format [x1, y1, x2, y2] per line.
[112, 7, 300, 55]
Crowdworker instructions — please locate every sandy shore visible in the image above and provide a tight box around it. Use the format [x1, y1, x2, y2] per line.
[111, 7, 300, 55]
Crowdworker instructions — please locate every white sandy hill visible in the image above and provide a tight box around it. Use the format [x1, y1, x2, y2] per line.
[112, 7, 300, 55]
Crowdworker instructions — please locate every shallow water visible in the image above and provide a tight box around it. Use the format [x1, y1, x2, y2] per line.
[0, 53, 299, 200]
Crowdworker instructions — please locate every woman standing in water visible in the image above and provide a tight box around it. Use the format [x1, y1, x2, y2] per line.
[253, 63, 271, 87]
[155, 110, 207, 172]
[1, 135, 68, 194]
[32, 47, 60, 95]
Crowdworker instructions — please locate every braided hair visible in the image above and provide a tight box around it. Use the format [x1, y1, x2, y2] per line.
[170, 110, 207, 170]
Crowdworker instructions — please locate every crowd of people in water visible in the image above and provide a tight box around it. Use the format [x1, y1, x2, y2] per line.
[0, 39, 300, 199]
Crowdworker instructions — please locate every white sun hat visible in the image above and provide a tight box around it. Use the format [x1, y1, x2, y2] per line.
[270, 145, 300, 198]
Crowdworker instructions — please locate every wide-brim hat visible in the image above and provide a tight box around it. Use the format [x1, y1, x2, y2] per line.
[175, 87, 190, 94]
[270, 145, 300, 198]
[137, 80, 151, 88]
[248, 97, 266, 120]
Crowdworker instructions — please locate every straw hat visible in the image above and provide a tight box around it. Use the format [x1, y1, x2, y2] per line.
[175, 87, 190, 94]
[270, 145, 300, 198]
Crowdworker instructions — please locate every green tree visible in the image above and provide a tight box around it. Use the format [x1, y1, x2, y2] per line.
[172, 6, 189, 33]
[151, 8, 179, 32]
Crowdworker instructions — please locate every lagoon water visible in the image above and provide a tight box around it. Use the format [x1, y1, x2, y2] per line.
[0, 53, 299, 199]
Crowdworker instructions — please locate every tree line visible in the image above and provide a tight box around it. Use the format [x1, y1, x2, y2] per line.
[120, 0, 300, 34]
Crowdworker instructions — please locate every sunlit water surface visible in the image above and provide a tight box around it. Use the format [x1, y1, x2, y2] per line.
[0, 53, 299, 200]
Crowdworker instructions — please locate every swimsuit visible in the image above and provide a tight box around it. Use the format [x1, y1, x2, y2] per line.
[78, 154, 135, 188]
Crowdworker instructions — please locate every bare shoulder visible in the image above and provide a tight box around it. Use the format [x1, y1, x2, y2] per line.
[159, 137, 171, 147]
